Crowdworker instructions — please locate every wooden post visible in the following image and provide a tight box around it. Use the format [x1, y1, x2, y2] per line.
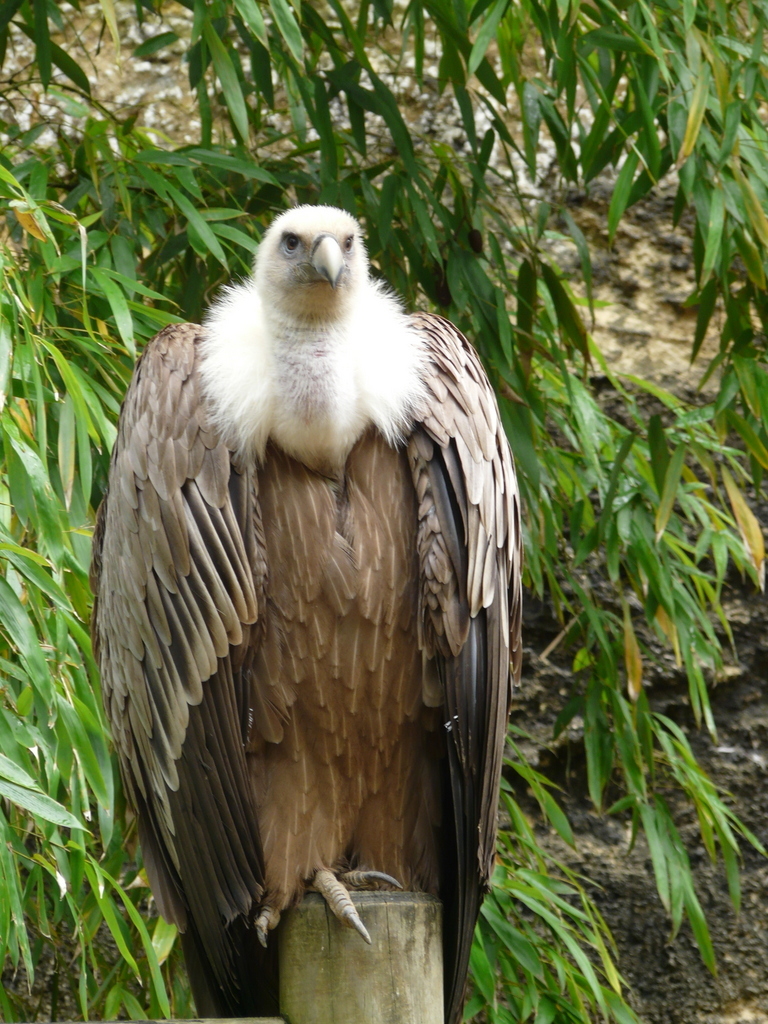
[278, 891, 443, 1024]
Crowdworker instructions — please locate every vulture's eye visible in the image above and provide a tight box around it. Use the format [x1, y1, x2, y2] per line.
[283, 233, 300, 253]
[344, 235, 354, 252]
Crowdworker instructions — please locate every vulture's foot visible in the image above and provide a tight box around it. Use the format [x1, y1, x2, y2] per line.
[311, 867, 372, 944]
[255, 904, 281, 948]
[341, 869, 403, 890]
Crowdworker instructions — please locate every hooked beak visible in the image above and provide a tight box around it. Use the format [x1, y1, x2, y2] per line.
[311, 234, 344, 289]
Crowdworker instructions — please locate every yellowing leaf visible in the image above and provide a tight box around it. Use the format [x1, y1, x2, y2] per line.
[655, 605, 682, 666]
[98, 0, 120, 55]
[10, 398, 35, 440]
[722, 465, 765, 590]
[623, 603, 643, 702]
[734, 164, 768, 248]
[678, 64, 711, 166]
[11, 204, 48, 242]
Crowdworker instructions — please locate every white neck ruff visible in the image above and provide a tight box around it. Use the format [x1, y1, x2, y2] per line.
[198, 275, 427, 472]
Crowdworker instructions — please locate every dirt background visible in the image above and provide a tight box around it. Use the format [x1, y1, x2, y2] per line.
[512, 494, 768, 1024]
[3, 4, 768, 1022]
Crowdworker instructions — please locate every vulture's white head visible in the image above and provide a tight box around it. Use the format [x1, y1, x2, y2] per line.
[200, 204, 426, 472]
[254, 205, 367, 323]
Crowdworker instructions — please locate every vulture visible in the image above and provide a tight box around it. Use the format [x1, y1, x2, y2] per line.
[90, 204, 522, 1023]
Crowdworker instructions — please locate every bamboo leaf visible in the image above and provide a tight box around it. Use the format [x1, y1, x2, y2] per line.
[721, 465, 765, 588]
[726, 409, 768, 470]
[133, 31, 179, 58]
[269, 0, 303, 61]
[678, 64, 711, 165]
[165, 181, 228, 266]
[0, 780, 84, 830]
[49, 41, 91, 94]
[700, 185, 724, 286]
[97, 0, 120, 54]
[9, 200, 55, 245]
[202, 21, 250, 144]
[57, 393, 76, 509]
[733, 228, 766, 290]
[0, 754, 38, 789]
[0, 576, 53, 699]
[234, 0, 268, 46]
[468, 0, 507, 75]
[33, 0, 51, 88]
[655, 443, 686, 541]
[90, 268, 135, 357]
[608, 150, 639, 242]
[682, 873, 716, 972]
[84, 862, 140, 976]
[623, 603, 643, 703]
[733, 164, 768, 248]
[481, 899, 544, 977]
[97, 865, 172, 1017]
[151, 916, 178, 965]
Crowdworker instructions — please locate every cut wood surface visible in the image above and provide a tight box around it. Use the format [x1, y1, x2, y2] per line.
[279, 892, 444, 1024]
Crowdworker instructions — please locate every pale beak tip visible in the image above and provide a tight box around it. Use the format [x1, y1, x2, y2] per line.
[312, 235, 344, 290]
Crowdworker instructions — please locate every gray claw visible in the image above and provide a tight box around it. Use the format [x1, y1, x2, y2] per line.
[342, 869, 403, 890]
[342, 904, 372, 944]
[312, 867, 373, 944]
[255, 905, 280, 948]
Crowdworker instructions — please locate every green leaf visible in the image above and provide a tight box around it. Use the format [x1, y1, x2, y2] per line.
[468, 0, 508, 76]
[608, 150, 639, 242]
[151, 916, 178, 964]
[269, 0, 303, 62]
[91, 267, 135, 357]
[84, 861, 140, 976]
[0, 779, 83, 830]
[725, 409, 768, 471]
[165, 181, 228, 267]
[50, 41, 91, 94]
[699, 184, 724, 286]
[0, 753, 38, 789]
[539, 788, 575, 847]
[234, 0, 268, 46]
[202, 21, 250, 144]
[540, 263, 588, 359]
[655, 443, 686, 541]
[133, 31, 178, 58]
[562, 208, 594, 318]
[469, 928, 496, 1003]
[0, 576, 52, 700]
[678, 64, 711, 164]
[481, 899, 543, 977]
[97, 864, 172, 1017]
[682, 873, 716, 972]
[33, 0, 51, 88]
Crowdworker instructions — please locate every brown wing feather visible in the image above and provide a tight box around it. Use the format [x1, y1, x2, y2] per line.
[409, 312, 523, 1024]
[90, 323, 271, 1011]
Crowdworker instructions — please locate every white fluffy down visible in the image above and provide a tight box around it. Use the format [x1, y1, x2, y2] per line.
[198, 220, 427, 471]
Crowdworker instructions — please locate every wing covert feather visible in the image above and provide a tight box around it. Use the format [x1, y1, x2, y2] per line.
[409, 312, 523, 1024]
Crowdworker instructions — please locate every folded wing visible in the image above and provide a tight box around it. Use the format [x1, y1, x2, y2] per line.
[409, 312, 523, 1024]
[90, 323, 269, 1008]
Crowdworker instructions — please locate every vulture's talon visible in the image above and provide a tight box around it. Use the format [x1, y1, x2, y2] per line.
[255, 904, 281, 948]
[341, 869, 403, 891]
[312, 867, 372, 944]
[342, 904, 372, 944]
